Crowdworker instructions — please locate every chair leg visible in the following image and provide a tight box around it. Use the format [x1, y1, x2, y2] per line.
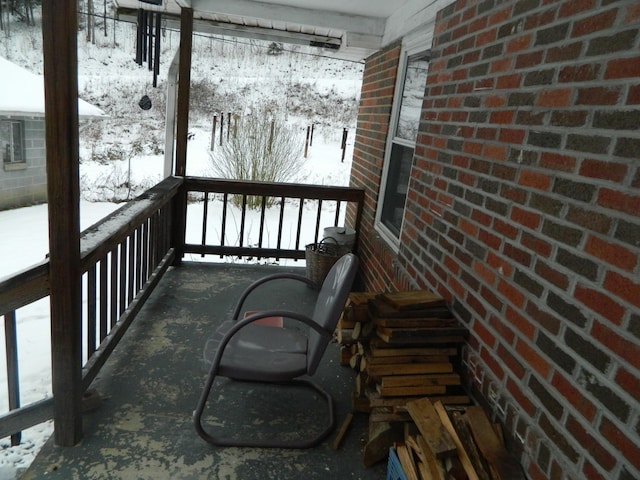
[194, 375, 335, 448]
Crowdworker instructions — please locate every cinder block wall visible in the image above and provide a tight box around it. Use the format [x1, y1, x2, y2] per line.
[0, 117, 47, 210]
[351, 0, 640, 478]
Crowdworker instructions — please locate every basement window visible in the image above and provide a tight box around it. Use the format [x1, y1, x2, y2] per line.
[376, 46, 430, 247]
[1, 120, 26, 165]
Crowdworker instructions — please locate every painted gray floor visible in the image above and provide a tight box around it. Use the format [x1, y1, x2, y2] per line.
[21, 262, 386, 479]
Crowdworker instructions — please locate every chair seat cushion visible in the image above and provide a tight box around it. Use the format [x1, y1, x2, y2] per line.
[204, 321, 309, 381]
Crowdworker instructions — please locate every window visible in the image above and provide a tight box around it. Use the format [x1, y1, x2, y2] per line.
[1, 120, 25, 164]
[377, 47, 430, 246]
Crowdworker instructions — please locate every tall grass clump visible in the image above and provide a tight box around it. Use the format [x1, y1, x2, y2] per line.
[209, 114, 306, 208]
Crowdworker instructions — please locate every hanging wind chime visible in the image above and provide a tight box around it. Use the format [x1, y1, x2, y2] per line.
[135, 3, 162, 109]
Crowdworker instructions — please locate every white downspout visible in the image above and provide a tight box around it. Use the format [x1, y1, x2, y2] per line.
[164, 47, 180, 178]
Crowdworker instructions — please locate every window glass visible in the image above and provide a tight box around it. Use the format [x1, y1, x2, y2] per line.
[1, 121, 25, 163]
[376, 49, 429, 244]
[395, 52, 429, 142]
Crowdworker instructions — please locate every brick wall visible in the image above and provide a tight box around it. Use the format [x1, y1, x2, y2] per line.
[348, 42, 416, 292]
[352, 0, 640, 478]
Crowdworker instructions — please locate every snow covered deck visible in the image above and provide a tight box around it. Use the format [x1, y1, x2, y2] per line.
[20, 262, 385, 479]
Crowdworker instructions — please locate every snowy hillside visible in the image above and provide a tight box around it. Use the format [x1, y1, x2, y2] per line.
[0, 7, 363, 478]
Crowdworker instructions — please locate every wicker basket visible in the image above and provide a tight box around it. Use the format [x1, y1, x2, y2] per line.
[305, 237, 351, 286]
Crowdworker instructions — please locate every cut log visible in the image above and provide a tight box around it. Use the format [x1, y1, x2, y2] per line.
[433, 401, 480, 480]
[339, 345, 353, 366]
[379, 373, 460, 388]
[369, 339, 458, 357]
[331, 412, 354, 450]
[336, 328, 356, 345]
[370, 407, 412, 423]
[377, 384, 447, 397]
[366, 354, 452, 365]
[367, 362, 454, 377]
[376, 330, 466, 345]
[352, 321, 362, 341]
[451, 411, 492, 480]
[377, 326, 469, 340]
[406, 434, 446, 480]
[396, 444, 420, 480]
[369, 298, 453, 319]
[406, 397, 457, 459]
[378, 290, 448, 310]
[465, 406, 526, 480]
[374, 317, 462, 328]
[366, 389, 469, 408]
[363, 421, 404, 467]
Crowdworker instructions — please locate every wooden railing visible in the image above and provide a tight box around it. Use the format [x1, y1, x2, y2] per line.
[0, 176, 182, 443]
[183, 177, 364, 260]
[0, 176, 364, 443]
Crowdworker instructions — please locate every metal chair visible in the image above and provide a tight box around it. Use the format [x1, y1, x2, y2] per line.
[194, 253, 359, 448]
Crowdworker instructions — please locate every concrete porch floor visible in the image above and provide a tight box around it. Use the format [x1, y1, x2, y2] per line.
[21, 262, 386, 479]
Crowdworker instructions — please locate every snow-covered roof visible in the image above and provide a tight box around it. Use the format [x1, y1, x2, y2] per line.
[0, 56, 107, 119]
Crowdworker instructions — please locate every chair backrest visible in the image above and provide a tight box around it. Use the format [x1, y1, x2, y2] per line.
[307, 253, 359, 374]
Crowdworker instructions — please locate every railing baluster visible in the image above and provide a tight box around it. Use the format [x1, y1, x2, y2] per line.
[4, 311, 21, 446]
[99, 255, 108, 341]
[220, 193, 228, 258]
[295, 198, 304, 252]
[142, 221, 150, 286]
[128, 231, 136, 305]
[277, 196, 285, 261]
[119, 239, 127, 316]
[201, 192, 209, 258]
[87, 266, 97, 356]
[258, 196, 266, 250]
[334, 200, 341, 226]
[136, 225, 143, 293]
[110, 247, 118, 328]
[314, 199, 323, 243]
[239, 195, 247, 248]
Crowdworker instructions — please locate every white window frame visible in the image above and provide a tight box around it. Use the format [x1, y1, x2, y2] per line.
[1, 120, 26, 165]
[375, 34, 431, 250]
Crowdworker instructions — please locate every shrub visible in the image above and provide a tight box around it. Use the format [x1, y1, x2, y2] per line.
[209, 114, 306, 208]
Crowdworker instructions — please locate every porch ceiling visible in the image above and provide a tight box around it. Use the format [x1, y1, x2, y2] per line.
[114, 0, 413, 60]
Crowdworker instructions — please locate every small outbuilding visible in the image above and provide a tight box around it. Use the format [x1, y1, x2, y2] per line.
[0, 56, 106, 210]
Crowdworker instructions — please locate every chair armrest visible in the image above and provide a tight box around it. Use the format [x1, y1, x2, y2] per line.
[231, 273, 317, 320]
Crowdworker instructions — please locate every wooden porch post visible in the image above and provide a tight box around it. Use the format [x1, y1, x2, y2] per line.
[42, 1, 83, 446]
[172, 7, 193, 265]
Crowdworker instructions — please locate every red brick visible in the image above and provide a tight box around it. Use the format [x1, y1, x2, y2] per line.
[576, 86, 622, 105]
[496, 73, 521, 89]
[574, 283, 625, 325]
[498, 278, 526, 309]
[623, 1, 640, 24]
[592, 321, 640, 370]
[506, 33, 532, 54]
[487, 251, 513, 277]
[506, 305, 536, 340]
[479, 228, 502, 250]
[559, 0, 596, 18]
[599, 417, 640, 471]
[473, 260, 496, 286]
[597, 188, 640, 216]
[580, 159, 628, 183]
[605, 56, 640, 80]
[483, 143, 507, 161]
[499, 127, 526, 144]
[493, 218, 519, 239]
[491, 57, 514, 74]
[480, 346, 505, 381]
[539, 152, 576, 172]
[485, 94, 506, 108]
[516, 338, 551, 377]
[536, 88, 573, 107]
[559, 63, 601, 83]
[522, 232, 553, 257]
[534, 260, 569, 289]
[490, 109, 515, 125]
[566, 415, 617, 471]
[628, 84, 640, 105]
[506, 377, 536, 416]
[511, 206, 542, 230]
[604, 271, 640, 308]
[551, 371, 597, 421]
[497, 343, 526, 378]
[615, 367, 640, 398]
[583, 461, 609, 480]
[471, 209, 492, 227]
[571, 8, 618, 37]
[518, 169, 552, 191]
[585, 235, 637, 272]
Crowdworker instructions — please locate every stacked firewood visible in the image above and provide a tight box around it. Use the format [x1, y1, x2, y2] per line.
[335, 290, 525, 479]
